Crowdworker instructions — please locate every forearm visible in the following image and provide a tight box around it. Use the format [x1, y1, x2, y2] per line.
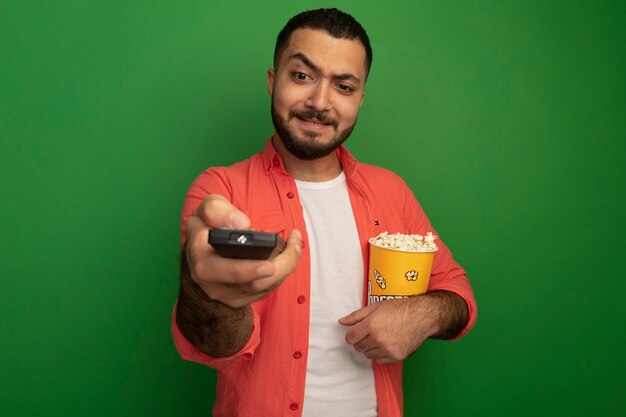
[422, 290, 469, 340]
[176, 247, 253, 357]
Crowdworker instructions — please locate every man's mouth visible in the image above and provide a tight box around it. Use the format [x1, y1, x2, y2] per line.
[298, 117, 331, 127]
[290, 109, 337, 129]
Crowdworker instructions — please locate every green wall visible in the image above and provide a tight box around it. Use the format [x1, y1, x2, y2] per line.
[1, 1, 624, 416]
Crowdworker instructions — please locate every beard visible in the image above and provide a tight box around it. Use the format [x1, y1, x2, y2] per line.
[271, 101, 357, 161]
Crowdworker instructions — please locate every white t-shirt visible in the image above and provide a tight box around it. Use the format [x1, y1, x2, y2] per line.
[296, 171, 377, 417]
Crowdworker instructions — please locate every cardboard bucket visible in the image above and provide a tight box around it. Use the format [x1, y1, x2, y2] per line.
[367, 240, 437, 305]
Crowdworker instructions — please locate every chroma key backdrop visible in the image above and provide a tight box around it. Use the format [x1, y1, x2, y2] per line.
[1, 1, 624, 416]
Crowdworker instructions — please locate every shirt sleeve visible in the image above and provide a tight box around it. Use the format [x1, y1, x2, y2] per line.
[172, 168, 261, 368]
[401, 180, 478, 339]
[171, 301, 261, 370]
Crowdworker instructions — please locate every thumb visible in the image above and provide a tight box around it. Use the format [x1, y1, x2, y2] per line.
[338, 303, 377, 326]
[270, 229, 303, 277]
[193, 194, 251, 230]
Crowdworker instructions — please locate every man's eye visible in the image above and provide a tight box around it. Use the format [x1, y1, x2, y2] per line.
[293, 72, 310, 81]
[336, 84, 354, 93]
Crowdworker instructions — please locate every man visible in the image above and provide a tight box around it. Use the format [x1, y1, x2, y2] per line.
[172, 8, 477, 417]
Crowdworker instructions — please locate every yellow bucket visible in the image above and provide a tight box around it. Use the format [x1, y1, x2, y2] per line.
[367, 240, 437, 305]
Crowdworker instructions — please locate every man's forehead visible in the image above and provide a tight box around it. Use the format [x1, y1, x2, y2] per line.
[280, 28, 368, 77]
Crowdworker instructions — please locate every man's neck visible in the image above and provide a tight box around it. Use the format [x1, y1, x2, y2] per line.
[272, 134, 343, 182]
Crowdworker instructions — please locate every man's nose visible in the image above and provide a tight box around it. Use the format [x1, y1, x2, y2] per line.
[306, 82, 331, 112]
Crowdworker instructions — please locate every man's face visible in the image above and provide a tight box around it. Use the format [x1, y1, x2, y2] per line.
[268, 28, 367, 160]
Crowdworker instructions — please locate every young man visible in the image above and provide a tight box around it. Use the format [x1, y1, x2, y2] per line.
[173, 8, 477, 417]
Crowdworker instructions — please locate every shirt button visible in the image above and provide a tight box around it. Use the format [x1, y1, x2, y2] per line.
[290, 402, 299, 411]
[293, 351, 302, 359]
[287, 192, 295, 199]
[273, 158, 280, 167]
[297, 295, 306, 304]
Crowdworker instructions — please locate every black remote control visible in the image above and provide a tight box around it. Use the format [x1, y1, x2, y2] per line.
[208, 229, 286, 260]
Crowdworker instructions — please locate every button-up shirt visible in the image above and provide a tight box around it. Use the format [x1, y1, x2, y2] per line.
[172, 139, 477, 417]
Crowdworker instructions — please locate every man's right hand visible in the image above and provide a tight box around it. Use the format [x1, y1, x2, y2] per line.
[185, 194, 302, 309]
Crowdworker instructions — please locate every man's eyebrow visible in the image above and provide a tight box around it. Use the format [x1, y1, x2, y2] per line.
[288, 52, 321, 73]
[287, 52, 362, 85]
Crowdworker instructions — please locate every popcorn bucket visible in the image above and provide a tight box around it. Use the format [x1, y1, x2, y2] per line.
[367, 240, 437, 305]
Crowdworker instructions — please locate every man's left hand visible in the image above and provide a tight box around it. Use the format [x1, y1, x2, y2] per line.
[338, 297, 440, 365]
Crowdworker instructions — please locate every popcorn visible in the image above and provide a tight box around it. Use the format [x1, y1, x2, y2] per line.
[369, 231, 438, 252]
[405, 270, 418, 281]
[373, 269, 387, 289]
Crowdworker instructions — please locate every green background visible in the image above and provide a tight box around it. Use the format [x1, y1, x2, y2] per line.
[1, 0, 624, 416]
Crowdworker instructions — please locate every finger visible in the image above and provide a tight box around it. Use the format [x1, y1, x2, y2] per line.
[353, 336, 377, 353]
[374, 356, 394, 365]
[344, 322, 369, 346]
[360, 348, 397, 365]
[229, 229, 302, 296]
[338, 303, 377, 326]
[193, 194, 251, 230]
[199, 257, 292, 307]
[185, 196, 247, 256]
[270, 229, 303, 278]
[185, 214, 211, 253]
[223, 229, 302, 286]
[363, 347, 385, 361]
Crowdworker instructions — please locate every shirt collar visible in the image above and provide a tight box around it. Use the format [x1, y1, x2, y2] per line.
[262, 136, 358, 178]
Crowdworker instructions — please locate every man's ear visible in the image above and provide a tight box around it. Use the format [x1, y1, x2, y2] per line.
[267, 68, 275, 96]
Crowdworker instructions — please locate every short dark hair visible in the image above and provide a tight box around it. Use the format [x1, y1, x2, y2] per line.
[274, 8, 373, 76]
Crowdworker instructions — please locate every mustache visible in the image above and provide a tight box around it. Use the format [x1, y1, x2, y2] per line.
[288, 109, 338, 128]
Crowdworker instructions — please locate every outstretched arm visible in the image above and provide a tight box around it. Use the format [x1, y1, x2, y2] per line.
[175, 194, 302, 358]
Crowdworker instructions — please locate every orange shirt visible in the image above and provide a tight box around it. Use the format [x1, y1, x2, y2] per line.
[172, 139, 477, 417]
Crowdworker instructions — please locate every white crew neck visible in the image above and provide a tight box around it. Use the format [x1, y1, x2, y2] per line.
[294, 171, 346, 190]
